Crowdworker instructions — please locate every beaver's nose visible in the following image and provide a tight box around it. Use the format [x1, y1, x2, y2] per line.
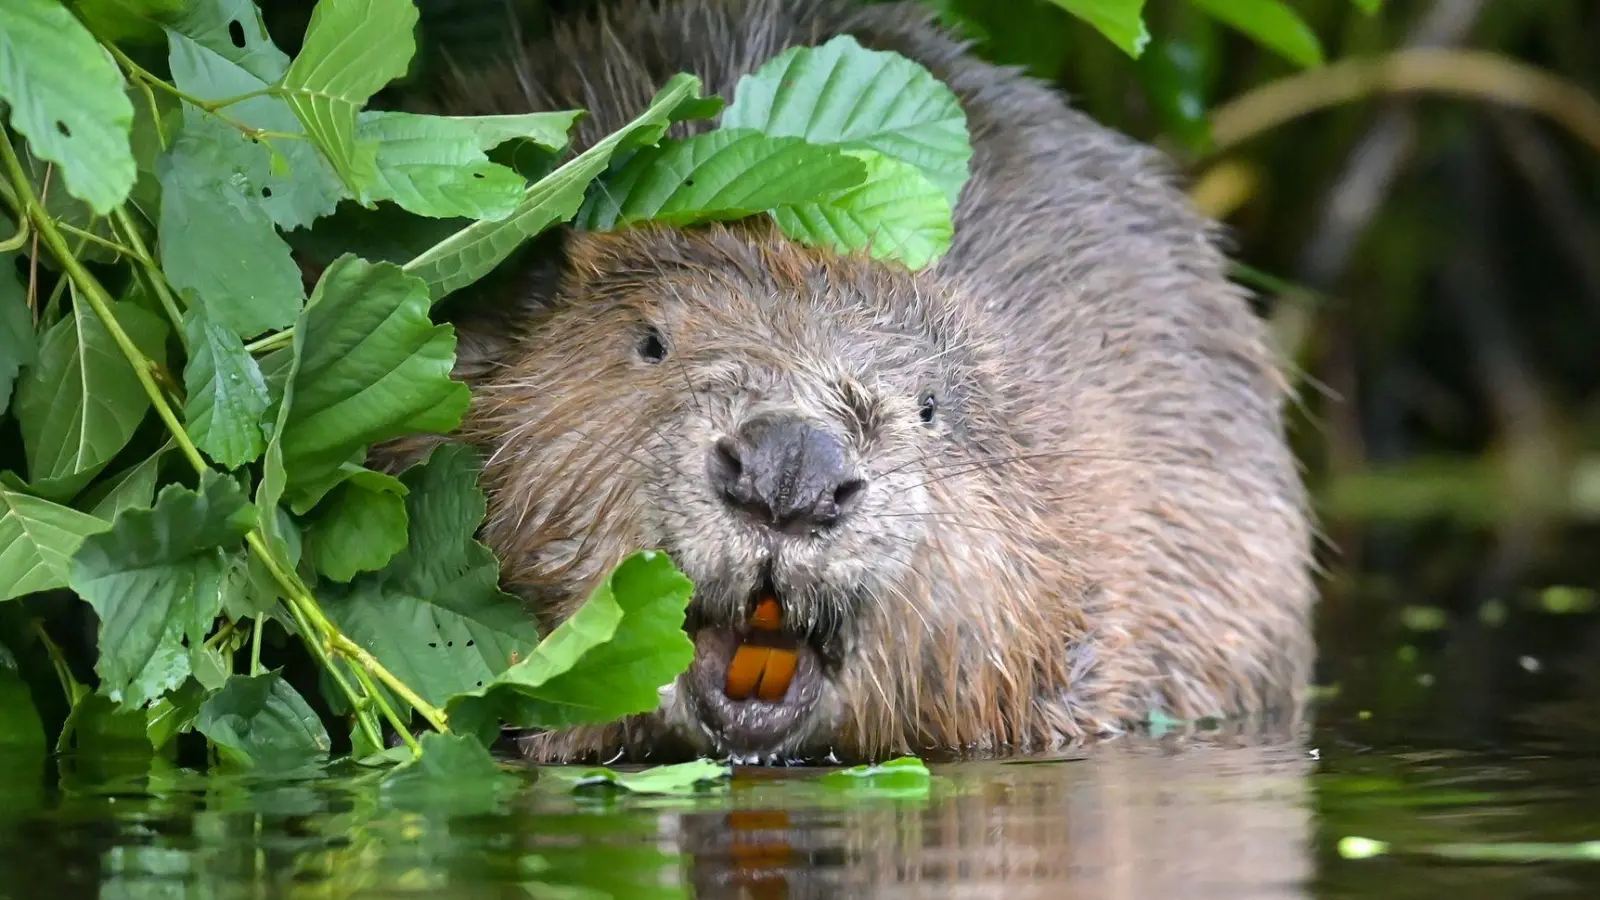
[709, 414, 865, 532]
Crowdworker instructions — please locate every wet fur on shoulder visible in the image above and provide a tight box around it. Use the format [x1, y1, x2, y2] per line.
[382, 0, 1317, 762]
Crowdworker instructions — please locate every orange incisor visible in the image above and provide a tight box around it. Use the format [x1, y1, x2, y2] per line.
[725, 595, 799, 702]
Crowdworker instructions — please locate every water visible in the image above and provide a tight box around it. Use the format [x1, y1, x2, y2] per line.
[5, 600, 1600, 899]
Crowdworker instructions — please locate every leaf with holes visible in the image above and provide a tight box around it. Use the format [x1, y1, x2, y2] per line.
[163, 0, 291, 82]
[69, 471, 256, 709]
[269, 255, 469, 488]
[322, 444, 540, 712]
[404, 73, 716, 300]
[773, 150, 953, 271]
[1, 243, 32, 417]
[445, 550, 694, 735]
[0, 0, 136, 213]
[574, 129, 866, 230]
[12, 303, 169, 497]
[156, 111, 307, 339]
[164, 28, 344, 231]
[277, 0, 419, 199]
[0, 479, 110, 603]
[1191, 0, 1323, 68]
[195, 672, 331, 770]
[1045, 0, 1150, 58]
[354, 111, 530, 220]
[182, 300, 270, 468]
[721, 34, 971, 207]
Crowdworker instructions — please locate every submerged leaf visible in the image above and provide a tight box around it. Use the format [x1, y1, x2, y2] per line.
[0, 481, 110, 602]
[194, 672, 331, 770]
[68, 471, 256, 708]
[446, 550, 694, 733]
[13, 302, 169, 495]
[0, 0, 136, 213]
[404, 72, 714, 300]
[278, 0, 419, 198]
[182, 300, 270, 468]
[721, 34, 971, 207]
[772, 150, 952, 270]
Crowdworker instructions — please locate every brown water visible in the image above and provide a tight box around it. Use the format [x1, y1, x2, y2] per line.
[4, 597, 1600, 899]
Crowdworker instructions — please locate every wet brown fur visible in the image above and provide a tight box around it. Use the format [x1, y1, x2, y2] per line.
[380, 0, 1316, 762]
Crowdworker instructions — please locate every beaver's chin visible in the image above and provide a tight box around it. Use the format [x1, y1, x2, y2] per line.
[682, 624, 828, 760]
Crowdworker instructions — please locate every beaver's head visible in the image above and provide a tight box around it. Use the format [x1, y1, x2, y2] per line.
[451, 221, 1084, 763]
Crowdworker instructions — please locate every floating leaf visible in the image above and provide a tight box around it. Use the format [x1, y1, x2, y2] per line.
[1192, 0, 1324, 69]
[0, 480, 110, 602]
[68, 471, 256, 709]
[539, 759, 730, 796]
[0, 245, 32, 416]
[1046, 0, 1150, 58]
[773, 151, 952, 270]
[575, 129, 866, 230]
[303, 477, 409, 582]
[182, 300, 270, 468]
[322, 444, 540, 711]
[194, 671, 331, 770]
[0, 0, 136, 213]
[13, 302, 169, 495]
[272, 255, 469, 487]
[721, 34, 971, 207]
[446, 550, 694, 734]
[819, 755, 932, 796]
[404, 72, 714, 300]
[382, 733, 522, 813]
[355, 111, 531, 220]
[277, 0, 419, 198]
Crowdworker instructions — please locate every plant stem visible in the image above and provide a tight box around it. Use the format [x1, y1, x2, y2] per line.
[244, 329, 294, 354]
[0, 128, 449, 742]
[103, 43, 306, 145]
[249, 617, 263, 677]
[279, 589, 384, 754]
[54, 221, 142, 261]
[346, 662, 422, 756]
[112, 208, 186, 339]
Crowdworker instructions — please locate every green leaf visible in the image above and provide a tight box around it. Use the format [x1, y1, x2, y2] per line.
[68, 471, 256, 708]
[819, 755, 932, 795]
[1191, 0, 1324, 68]
[539, 759, 730, 796]
[1137, 35, 1215, 154]
[0, 664, 45, 754]
[194, 671, 331, 770]
[156, 112, 307, 339]
[83, 443, 171, 520]
[451, 111, 583, 152]
[382, 732, 521, 812]
[445, 550, 694, 732]
[164, 27, 344, 230]
[13, 302, 169, 493]
[145, 677, 205, 750]
[355, 111, 530, 220]
[0, 0, 136, 213]
[56, 691, 151, 756]
[573, 129, 866, 231]
[277, 0, 420, 198]
[162, 0, 291, 82]
[772, 151, 952, 270]
[18, 147, 123, 266]
[0, 246, 32, 416]
[322, 444, 540, 709]
[0, 481, 110, 602]
[1352, 0, 1383, 14]
[721, 34, 972, 207]
[1046, 0, 1150, 58]
[404, 73, 713, 301]
[182, 300, 269, 468]
[304, 477, 409, 582]
[274, 255, 469, 486]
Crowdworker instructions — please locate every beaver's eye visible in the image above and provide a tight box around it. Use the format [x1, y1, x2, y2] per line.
[919, 393, 938, 425]
[637, 326, 667, 363]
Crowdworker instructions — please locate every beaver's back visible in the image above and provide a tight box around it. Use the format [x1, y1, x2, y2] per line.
[429, 0, 1315, 731]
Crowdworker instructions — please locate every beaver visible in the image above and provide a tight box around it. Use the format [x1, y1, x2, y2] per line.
[390, 0, 1316, 763]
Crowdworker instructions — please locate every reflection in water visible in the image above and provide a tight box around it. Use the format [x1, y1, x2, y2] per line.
[0, 727, 1319, 900]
